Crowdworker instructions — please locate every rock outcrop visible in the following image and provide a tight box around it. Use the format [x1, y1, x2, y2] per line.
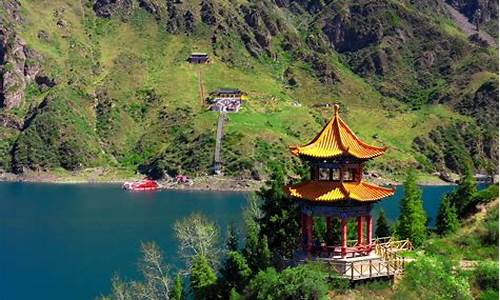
[0, 0, 41, 110]
[446, 0, 498, 25]
[92, 0, 134, 18]
[0, 113, 22, 130]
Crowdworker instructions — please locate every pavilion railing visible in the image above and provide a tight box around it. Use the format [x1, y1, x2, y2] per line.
[371, 236, 393, 244]
[373, 238, 413, 258]
[373, 237, 413, 276]
[346, 236, 397, 247]
[293, 237, 413, 280]
[386, 239, 414, 252]
[372, 237, 414, 251]
[328, 256, 403, 280]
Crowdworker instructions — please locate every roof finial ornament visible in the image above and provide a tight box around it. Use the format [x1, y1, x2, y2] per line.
[334, 103, 340, 116]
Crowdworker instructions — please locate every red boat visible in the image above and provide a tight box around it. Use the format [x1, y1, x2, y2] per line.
[122, 179, 159, 191]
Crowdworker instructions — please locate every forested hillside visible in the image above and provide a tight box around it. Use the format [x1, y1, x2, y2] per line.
[0, 0, 498, 181]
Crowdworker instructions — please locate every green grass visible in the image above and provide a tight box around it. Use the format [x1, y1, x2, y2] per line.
[423, 200, 499, 261]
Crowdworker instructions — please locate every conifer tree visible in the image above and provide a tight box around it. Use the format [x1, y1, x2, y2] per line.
[226, 222, 239, 252]
[452, 164, 477, 217]
[170, 273, 185, 300]
[229, 288, 241, 300]
[375, 209, 392, 238]
[243, 199, 262, 272]
[436, 193, 459, 235]
[220, 251, 252, 294]
[258, 163, 300, 259]
[395, 171, 427, 247]
[259, 234, 272, 269]
[190, 255, 217, 300]
[243, 218, 272, 272]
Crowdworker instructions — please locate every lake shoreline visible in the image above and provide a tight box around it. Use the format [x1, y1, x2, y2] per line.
[0, 171, 263, 192]
[0, 170, 456, 191]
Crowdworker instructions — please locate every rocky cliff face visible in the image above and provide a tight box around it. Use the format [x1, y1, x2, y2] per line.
[93, 0, 135, 18]
[0, 0, 41, 110]
[447, 0, 498, 24]
[0, 28, 41, 109]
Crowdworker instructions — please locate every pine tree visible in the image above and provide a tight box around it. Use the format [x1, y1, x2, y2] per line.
[243, 205, 261, 272]
[229, 288, 241, 300]
[170, 273, 185, 300]
[226, 222, 239, 252]
[395, 171, 428, 247]
[375, 209, 392, 238]
[220, 251, 252, 294]
[190, 255, 217, 300]
[257, 163, 300, 259]
[436, 193, 459, 235]
[452, 164, 477, 217]
[243, 220, 272, 272]
[259, 234, 272, 269]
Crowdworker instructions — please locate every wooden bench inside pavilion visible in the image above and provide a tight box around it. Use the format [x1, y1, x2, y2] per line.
[284, 104, 412, 281]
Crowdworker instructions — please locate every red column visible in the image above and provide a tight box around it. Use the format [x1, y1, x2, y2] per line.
[306, 215, 313, 257]
[366, 215, 373, 247]
[341, 218, 347, 257]
[357, 216, 364, 245]
[326, 216, 332, 246]
[301, 213, 307, 252]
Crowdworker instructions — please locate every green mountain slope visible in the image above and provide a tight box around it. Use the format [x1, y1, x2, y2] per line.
[0, 0, 497, 181]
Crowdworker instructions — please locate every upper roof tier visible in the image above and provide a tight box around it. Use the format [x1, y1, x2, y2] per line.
[290, 104, 387, 160]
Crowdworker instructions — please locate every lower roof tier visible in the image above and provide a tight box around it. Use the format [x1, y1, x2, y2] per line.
[285, 180, 395, 202]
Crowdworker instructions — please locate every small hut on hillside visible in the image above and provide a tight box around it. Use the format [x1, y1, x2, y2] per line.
[189, 52, 210, 64]
[208, 88, 247, 112]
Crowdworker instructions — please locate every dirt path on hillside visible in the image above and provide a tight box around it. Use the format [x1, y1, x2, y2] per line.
[443, 3, 496, 46]
[198, 70, 205, 107]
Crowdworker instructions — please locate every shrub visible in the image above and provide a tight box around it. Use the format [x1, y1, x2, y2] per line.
[246, 267, 280, 299]
[246, 263, 345, 300]
[394, 257, 473, 300]
[473, 262, 499, 291]
[481, 219, 499, 246]
[478, 206, 499, 246]
[478, 289, 498, 300]
[473, 184, 499, 205]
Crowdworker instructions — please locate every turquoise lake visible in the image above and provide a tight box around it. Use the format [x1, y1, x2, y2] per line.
[0, 182, 481, 299]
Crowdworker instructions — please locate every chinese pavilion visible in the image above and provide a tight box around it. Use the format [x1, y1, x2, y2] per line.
[285, 104, 395, 259]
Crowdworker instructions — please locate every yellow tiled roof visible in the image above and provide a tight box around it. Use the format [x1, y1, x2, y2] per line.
[290, 104, 386, 159]
[286, 180, 395, 202]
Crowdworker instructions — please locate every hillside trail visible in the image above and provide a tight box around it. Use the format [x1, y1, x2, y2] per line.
[198, 69, 205, 107]
[457, 198, 498, 270]
[443, 2, 496, 46]
[79, 0, 85, 18]
[213, 112, 225, 174]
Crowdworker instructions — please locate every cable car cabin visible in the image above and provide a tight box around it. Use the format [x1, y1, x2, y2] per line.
[189, 53, 210, 64]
